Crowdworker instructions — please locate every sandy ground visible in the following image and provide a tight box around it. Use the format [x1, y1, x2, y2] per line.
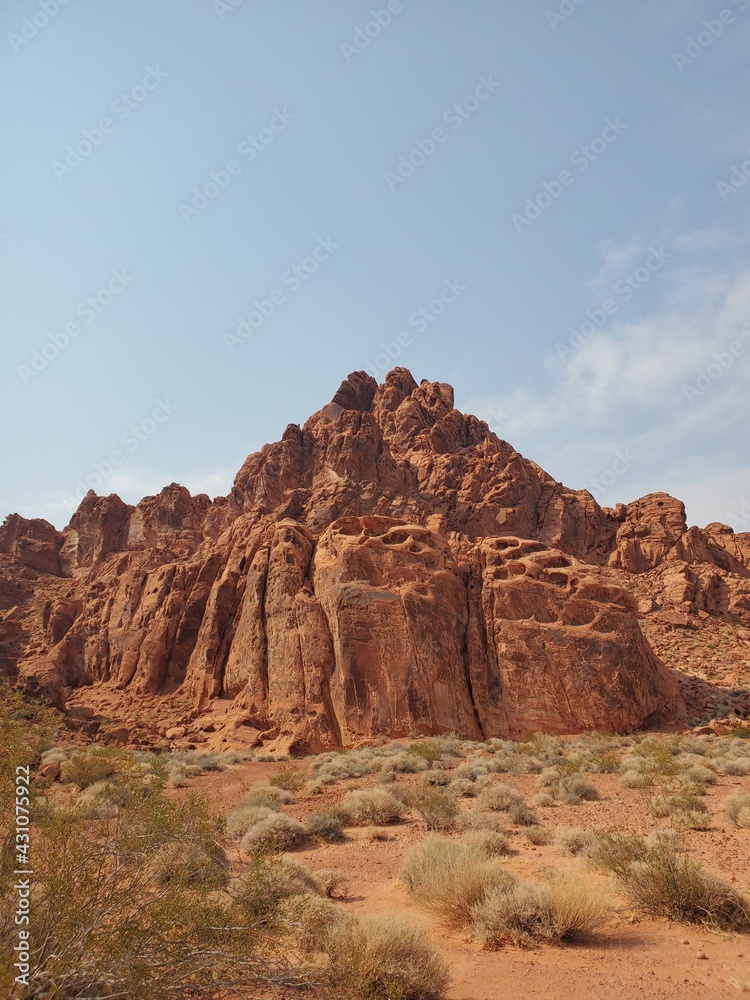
[169, 756, 750, 1000]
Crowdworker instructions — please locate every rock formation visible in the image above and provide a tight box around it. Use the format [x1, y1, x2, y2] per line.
[2, 369, 748, 749]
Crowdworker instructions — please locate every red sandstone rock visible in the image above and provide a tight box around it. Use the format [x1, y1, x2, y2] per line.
[4, 368, 747, 746]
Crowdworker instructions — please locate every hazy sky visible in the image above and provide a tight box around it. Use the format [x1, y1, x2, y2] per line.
[2, 0, 749, 531]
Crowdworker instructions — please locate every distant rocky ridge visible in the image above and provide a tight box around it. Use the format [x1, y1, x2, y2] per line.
[2, 369, 749, 750]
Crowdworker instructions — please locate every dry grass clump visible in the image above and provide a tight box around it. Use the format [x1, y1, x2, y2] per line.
[382, 751, 428, 774]
[462, 829, 512, 857]
[240, 782, 293, 809]
[454, 760, 492, 782]
[589, 831, 750, 929]
[724, 792, 750, 828]
[471, 872, 609, 948]
[305, 810, 345, 842]
[422, 769, 453, 786]
[401, 787, 459, 830]
[340, 788, 404, 825]
[226, 804, 275, 839]
[523, 826, 550, 846]
[620, 769, 650, 789]
[365, 826, 392, 841]
[534, 792, 556, 808]
[239, 813, 307, 854]
[311, 750, 376, 784]
[476, 782, 524, 813]
[325, 913, 450, 1000]
[59, 747, 122, 789]
[650, 790, 711, 830]
[537, 769, 599, 805]
[314, 868, 348, 899]
[233, 855, 323, 920]
[400, 836, 516, 926]
[555, 826, 597, 858]
[719, 756, 750, 776]
[154, 839, 230, 889]
[268, 762, 306, 791]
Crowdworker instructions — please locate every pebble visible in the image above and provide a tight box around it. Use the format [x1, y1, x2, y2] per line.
[695, 950, 707, 960]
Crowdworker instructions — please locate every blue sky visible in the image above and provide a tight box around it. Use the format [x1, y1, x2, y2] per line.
[2, 0, 749, 531]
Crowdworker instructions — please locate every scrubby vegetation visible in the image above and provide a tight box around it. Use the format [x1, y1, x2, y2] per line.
[4, 689, 750, 997]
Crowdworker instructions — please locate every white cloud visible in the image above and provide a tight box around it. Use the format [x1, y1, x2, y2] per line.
[466, 235, 750, 527]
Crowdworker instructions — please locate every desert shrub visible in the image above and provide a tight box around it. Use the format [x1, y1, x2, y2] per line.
[240, 813, 307, 854]
[375, 770, 397, 784]
[74, 778, 131, 819]
[451, 778, 479, 797]
[402, 787, 459, 830]
[590, 831, 750, 929]
[725, 792, 750, 828]
[539, 770, 599, 805]
[477, 783, 524, 812]
[269, 762, 306, 791]
[587, 751, 620, 773]
[382, 752, 428, 774]
[719, 757, 750, 776]
[312, 752, 375, 784]
[422, 769, 453, 787]
[462, 829, 511, 857]
[226, 804, 276, 840]
[305, 811, 345, 842]
[470, 873, 608, 948]
[508, 803, 539, 827]
[241, 782, 293, 809]
[523, 826, 550, 846]
[408, 741, 445, 764]
[59, 747, 123, 789]
[340, 788, 404, 825]
[555, 826, 597, 857]
[326, 913, 450, 1000]
[534, 792, 556, 808]
[366, 826, 391, 841]
[154, 838, 230, 889]
[314, 869, 348, 899]
[455, 761, 490, 782]
[620, 769, 649, 789]
[400, 836, 515, 926]
[0, 765, 322, 998]
[233, 855, 323, 921]
[190, 752, 234, 772]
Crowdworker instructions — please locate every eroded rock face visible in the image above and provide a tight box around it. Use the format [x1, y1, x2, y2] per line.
[4, 368, 746, 746]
